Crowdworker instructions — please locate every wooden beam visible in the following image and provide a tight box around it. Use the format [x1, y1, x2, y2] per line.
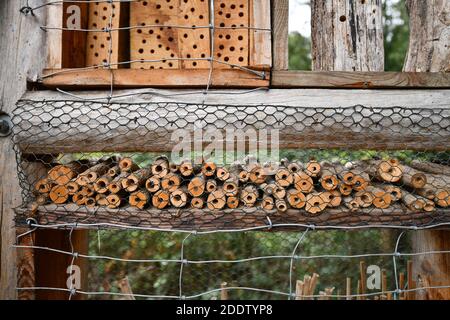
[406, 0, 450, 301]
[250, 0, 272, 67]
[15, 204, 450, 232]
[16, 228, 35, 300]
[272, 71, 450, 88]
[0, 0, 48, 300]
[41, 68, 270, 89]
[14, 88, 450, 153]
[271, 0, 289, 70]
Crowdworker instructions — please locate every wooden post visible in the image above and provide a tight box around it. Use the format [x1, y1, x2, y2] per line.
[311, 0, 384, 71]
[404, 0, 450, 300]
[271, 0, 289, 70]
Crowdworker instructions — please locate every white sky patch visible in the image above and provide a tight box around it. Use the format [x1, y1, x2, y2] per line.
[289, 0, 311, 37]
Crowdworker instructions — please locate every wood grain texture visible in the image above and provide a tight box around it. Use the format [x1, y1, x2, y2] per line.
[403, 0, 450, 72]
[271, 0, 289, 70]
[16, 228, 35, 300]
[14, 204, 450, 232]
[62, 2, 88, 68]
[0, 0, 48, 300]
[272, 71, 450, 88]
[249, 0, 271, 67]
[41, 68, 269, 88]
[405, 0, 450, 300]
[311, 0, 384, 71]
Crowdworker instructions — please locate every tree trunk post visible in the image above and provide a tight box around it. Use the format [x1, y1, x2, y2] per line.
[404, 0, 450, 300]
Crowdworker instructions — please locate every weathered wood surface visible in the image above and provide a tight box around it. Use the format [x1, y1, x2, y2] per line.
[311, 0, 384, 71]
[0, 0, 48, 300]
[16, 228, 35, 300]
[42, 68, 270, 88]
[405, 0, 450, 300]
[14, 89, 450, 154]
[15, 204, 450, 232]
[271, 0, 289, 70]
[250, 0, 272, 67]
[272, 71, 450, 88]
[403, 0, 450, 72]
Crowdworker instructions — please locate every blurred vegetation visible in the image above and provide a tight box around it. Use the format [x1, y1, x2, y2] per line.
[85, 1, 435, 300]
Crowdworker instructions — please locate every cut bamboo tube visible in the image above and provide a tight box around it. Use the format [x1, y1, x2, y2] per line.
[169, 163, 179, 173]
[145, 176, 160, 193]
[73, 192, 87, 206]
[249, 166, 266, 184]
[293, 171, 314, 193]
[76, 162, 112, 186]
[384, 185, 402, 202]
[129, 190, 150, 209]
[48, 162, 86, 186]
[119, 158, 139, 173]
[85, 197, 96, 208]
[275, 199, 288, 212]
[216, 167, 230, 182]
[305, 160, 321, 177]
[94, 176, 111, 194]
[303, 275, 311, 299]
[275, 167, 293, 188]
[343, 196, 359, 212]
[261, 196, 274, 210]
[161, 173, 181, 193]
[108, 172, 129, 194]
[188, 176, 205, 197]
[170, 188, 188, 208]
[401, 165, 427, 189]
[226, 196, 239, 209]
[36, 194, 49, 205]
[239, 170, 249, 183]
[402, 190, 427, 211]
[223, 178, 239, 197]
[399, 272, 405, 300]
[434, 189, 450, 207]
[106, 194, 122, 209]
[286, 189, 306, 209]
[206, 180, 218, 193]
[352, 172, 370, 192]
[377, 159, 403, 183]
[288, 162, 302, 175]
[339, 183, 353, 196]
[261, 182, 286, 200]
[151, 156, 169, 178]
[240, 185, 258, 207]
[152, 190, 170, 209]
[180, 160, 195, 177]
[79, 185, 94, 198]
[35, 178, 53, 194]
[108, 165, 120, 177]
[207, 189, 226, 210]
[202, 162, 217, 177]
[309, 273, 319, 298]
[49, 185, 70, 204]
[354, 190, 374, 208]
[410, 160, 450, 176]
[95, 194, 109, 207]
[122, 168, 152, 193]
[356, 280, 361, 300]
[320, 166, 339, 191]
[66, 181, 79, 195]
[366, 186, 392, 209]
[339, 169, 356, 186]
[191, 197, 204, 209]
[305, 193, 327, 215]
[324, 190, 342, 207]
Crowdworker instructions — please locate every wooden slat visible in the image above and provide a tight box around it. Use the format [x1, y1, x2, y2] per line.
[271, 0, 289, 70]
[16, 228, 35, 300]
[249, 0, 271, 67]
[272, 71, 450, 88]
[15, 204, 450, 232]
[42, 68, 269, 88]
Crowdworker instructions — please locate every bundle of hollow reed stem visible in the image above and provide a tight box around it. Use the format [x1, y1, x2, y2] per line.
[34, 155, 449, 214]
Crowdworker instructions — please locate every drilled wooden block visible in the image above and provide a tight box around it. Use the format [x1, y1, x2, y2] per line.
[214, 0, 250, 69]
[85, 2, 126, 68]
[130, 0, 211, 70]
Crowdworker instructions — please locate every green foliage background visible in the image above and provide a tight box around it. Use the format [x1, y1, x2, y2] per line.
[86, 1, 427, 300]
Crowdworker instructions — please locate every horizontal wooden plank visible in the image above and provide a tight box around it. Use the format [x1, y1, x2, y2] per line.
[15, 204, 450, 231]
[13, 89, 450, 153]
[41, 68, 270, 89]
[272, 71, 450, 88]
